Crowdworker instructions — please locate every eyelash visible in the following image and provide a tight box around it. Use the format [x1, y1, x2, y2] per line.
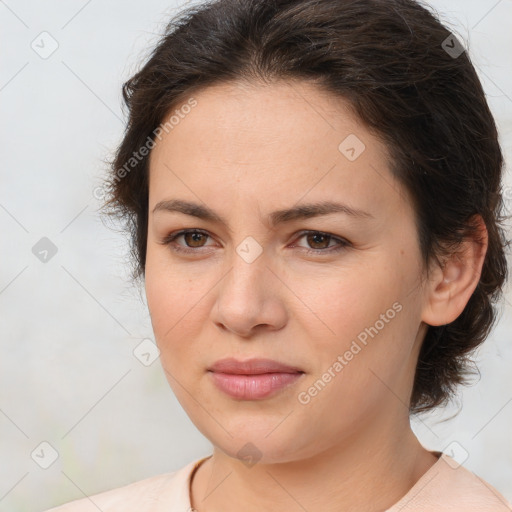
[160, 229, 350, 256]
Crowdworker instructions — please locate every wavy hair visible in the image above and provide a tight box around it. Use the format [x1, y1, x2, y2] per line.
[99, 0, 510, 413]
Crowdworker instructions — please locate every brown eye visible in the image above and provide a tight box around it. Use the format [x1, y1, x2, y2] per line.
[294, 230, 350, 255]
[161, 229, 350, 257]
[182, 231, 208, 248]
[160, 229, 214, 254]
[305, 232, 332, 250]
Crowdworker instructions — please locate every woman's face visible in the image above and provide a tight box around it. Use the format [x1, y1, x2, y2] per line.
[145, 80, 430, 464]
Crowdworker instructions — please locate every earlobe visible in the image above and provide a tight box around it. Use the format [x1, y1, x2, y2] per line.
[421, 215, 488, 327]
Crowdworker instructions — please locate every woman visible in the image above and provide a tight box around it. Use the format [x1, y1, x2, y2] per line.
[46, 0, 511, 510]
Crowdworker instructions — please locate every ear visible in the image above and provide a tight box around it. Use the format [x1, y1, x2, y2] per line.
[421, 214, 488, 327]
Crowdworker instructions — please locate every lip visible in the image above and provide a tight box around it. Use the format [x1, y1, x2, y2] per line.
[207, 358, 305, 400]
[207, 357, 304, 375]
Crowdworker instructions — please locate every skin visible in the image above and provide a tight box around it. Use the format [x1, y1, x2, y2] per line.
[145, 79, 488, 512]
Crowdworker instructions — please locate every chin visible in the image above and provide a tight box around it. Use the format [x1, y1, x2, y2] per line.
[201, 423, 314, 466]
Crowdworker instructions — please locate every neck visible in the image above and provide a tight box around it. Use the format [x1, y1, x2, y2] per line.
[190, 412, 439, 512]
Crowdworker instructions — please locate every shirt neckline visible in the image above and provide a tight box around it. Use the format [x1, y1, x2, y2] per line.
[186, 451, 444, 511]
[384, 450, 445, 511]
[188, 454, 213, 510]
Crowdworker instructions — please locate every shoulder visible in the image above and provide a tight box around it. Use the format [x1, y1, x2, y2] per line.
[44, 473, 176, 512]
[388, 453, 512, 512]
[43, 456, 209, 512]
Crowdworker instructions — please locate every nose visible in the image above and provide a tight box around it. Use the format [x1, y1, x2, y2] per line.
[211, 249, 288, 338]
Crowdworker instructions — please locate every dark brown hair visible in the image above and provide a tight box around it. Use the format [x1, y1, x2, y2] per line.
[99, 0, 510, 414]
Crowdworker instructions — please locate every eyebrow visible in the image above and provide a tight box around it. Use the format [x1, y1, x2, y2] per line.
[152, 199, 374, 229]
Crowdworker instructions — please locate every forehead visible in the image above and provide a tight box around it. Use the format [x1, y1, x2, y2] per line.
[148, 80, 407, 222]
[152, 79, 377, 157]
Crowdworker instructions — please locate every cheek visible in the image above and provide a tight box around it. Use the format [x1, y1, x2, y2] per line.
[145, 251, 192, 351]
[292, 259, 418, 393]
[292, 263, 403, 345]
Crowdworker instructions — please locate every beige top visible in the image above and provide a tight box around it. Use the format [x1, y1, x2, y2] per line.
[44, 452, 511, 511]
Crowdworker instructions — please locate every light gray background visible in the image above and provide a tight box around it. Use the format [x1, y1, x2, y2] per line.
[1, 0, 511, 510]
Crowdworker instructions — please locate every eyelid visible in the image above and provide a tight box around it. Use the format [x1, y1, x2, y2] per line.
[160, 228, 214, 248]
[292, 230, 350, 250]
[160, 228, 351, 256]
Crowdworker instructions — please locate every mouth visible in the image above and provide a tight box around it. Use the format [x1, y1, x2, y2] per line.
[207, 358, 305, 400]
[207, 357, 304, 375]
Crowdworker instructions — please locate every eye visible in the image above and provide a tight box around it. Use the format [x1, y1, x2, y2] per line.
[292, 230, 350, 255]
[160, 229, 214, 254]
[160, 229, 351, 256]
